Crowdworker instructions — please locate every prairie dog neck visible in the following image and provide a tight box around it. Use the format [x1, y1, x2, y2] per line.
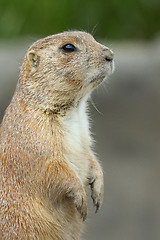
[63, 96, 90, 145]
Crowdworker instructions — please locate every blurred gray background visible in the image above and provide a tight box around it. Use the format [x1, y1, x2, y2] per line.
[0, 0, 160, 239]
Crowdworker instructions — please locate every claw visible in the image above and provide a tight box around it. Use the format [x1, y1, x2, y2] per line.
[82, 211, 87, 221]
[76, 202, 88, 221]
[90, 177, 104, 214]
[95, 201, 100, 213]
[73, 189, 88, 221]
[91, 192, 100, 213]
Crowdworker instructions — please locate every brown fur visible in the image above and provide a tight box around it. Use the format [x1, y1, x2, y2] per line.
[0, 31, 114, 239]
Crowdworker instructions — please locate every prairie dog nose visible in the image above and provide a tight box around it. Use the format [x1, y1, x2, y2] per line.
[102, 47, 114, 62]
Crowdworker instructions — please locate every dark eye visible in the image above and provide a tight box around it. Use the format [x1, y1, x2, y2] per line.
[61, 44, 77, 53]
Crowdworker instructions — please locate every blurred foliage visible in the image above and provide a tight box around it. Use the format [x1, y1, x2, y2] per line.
[0, 0, 160, 40]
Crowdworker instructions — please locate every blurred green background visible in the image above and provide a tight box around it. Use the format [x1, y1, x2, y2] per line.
[0, 1, 160, 240]
[0, 0, 160, 40]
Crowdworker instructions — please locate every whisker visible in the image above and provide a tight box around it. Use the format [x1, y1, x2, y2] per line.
[90, 96, 103, 116]
[91, 23, 99, 37]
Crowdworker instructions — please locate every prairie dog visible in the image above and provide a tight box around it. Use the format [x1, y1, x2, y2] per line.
[0, 31, 114, 240]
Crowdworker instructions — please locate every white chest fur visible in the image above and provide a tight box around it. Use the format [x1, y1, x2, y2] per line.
[63, 99, 91, 183]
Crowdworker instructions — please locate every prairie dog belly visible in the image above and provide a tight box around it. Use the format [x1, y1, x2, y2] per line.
[63, 99, 90, 183]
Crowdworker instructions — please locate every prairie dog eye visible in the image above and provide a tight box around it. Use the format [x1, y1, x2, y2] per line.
[61, 44, 77, 53]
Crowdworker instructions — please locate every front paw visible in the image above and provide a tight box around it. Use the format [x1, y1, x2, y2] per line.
[67, 186, 88, 221]
[89, 172, 104, 213]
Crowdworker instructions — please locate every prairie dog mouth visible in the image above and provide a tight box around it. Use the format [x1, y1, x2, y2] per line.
[88, 59, 115, 85]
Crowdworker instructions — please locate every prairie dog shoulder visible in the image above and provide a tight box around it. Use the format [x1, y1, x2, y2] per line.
[0, 31, 114, 240]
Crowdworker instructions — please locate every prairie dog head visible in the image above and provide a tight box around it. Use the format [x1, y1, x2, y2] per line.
[20, 31, 114, 112]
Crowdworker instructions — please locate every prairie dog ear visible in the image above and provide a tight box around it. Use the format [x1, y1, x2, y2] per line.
[27, 50, 40, 68]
